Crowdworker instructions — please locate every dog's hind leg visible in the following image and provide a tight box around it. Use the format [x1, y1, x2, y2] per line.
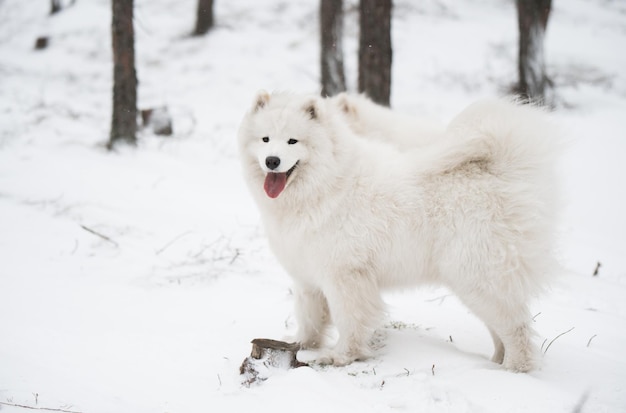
[462, 294, 538, 372]
[496, 321, 538, 372]
[293, 284, 329, 349]
[488, 326, 505, 364]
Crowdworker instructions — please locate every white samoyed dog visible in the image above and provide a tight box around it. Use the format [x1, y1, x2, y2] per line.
[237, 91, 559, 372]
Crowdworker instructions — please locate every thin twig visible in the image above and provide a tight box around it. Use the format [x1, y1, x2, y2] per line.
[586, 334, 597, 348]
[0, 401, 82, 413]
[572, 391, 590, 413]
[80, 225, 118, 247]
[592, 261, 601, 276]
[191, 235, 225, 259]
[425, 294, 452, 305]
[155, 231, 194, 255]
[229, 249, 240, 265]
[543, 327, 575, 354]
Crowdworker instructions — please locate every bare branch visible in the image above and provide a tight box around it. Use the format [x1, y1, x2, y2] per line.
[0, 401, 82, 413]
[155, 231, 194, 255]
[80, 225, 118, 247]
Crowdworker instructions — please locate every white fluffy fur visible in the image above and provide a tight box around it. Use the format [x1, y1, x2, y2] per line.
[237, 91, 560, 372]
[330, 92, 445, 148]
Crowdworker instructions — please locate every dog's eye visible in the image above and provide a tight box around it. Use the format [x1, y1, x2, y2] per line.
[287, 138, 298, 145]
[262, 137, 269, 143]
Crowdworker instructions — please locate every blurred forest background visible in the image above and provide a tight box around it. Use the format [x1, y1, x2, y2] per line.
[45, 0, 555, 148]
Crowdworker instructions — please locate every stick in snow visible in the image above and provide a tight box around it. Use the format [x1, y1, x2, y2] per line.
[592, 261, 601, 276]
[543, 327, 575, 354]
[587, 334, 597, 347]
[0, 401, 82, 413]
[80, 224, 118, 248]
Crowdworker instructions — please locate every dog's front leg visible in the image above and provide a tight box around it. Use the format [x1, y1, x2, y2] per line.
[317, 269, 384, 366]
[292, 283, 329, 349]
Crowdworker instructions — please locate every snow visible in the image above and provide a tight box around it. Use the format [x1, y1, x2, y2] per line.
[1, 0, 625, 412]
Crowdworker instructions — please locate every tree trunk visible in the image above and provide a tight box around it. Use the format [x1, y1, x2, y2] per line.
[516, 0, 552, 102]
[320, 0, 346, 97]
[50, 0, 62, 15]
[109, 0, 137, 149]
[358, 0, 392, 106]
[194, 0, 214, 36]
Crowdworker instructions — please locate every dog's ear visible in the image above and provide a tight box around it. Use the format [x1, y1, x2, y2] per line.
[335, 93, 356, 117]
[252, 90, 271, 112]
[303, 98, 320, 121]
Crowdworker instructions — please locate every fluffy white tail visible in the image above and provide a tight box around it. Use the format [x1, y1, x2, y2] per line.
[417, 99, 560, 189]
[417, 98, 562, 292]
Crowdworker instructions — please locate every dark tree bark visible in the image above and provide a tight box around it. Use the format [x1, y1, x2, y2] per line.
[515, 0, 552, 102]
[320, 0, 346, 97]
[358, 0, 392, 106]
[109, 0, 137, 149]
[50, 0, 62, 15]
[194, 0, 214, 36]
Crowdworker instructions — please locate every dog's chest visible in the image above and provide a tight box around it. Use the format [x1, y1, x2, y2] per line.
[264, 213, 345, 279]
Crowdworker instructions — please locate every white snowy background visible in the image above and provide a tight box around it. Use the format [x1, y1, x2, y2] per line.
[1, 0, 625, 412]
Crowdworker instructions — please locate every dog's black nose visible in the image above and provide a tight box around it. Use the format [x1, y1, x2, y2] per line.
[266, 156, 281, 170]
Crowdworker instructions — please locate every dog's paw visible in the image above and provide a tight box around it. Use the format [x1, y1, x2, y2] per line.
[300, 340, 322, 350]
[314, 350, 358, 367]
[282, 334, 321, 350]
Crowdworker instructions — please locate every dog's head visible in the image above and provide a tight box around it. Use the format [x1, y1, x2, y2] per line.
[238, 91, 338, 200]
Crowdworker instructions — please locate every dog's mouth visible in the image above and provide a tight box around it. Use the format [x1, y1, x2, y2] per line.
[264, 161, 298, 199]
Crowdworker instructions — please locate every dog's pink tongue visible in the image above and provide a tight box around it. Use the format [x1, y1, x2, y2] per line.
[264, 172, 287, 198]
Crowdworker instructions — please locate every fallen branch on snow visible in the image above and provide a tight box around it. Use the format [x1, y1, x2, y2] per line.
[0, 401, 82, 413]
[80, 224, 118, 248]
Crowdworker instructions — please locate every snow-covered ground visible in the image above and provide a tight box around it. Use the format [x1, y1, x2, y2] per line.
[1, 0, 625, 412]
